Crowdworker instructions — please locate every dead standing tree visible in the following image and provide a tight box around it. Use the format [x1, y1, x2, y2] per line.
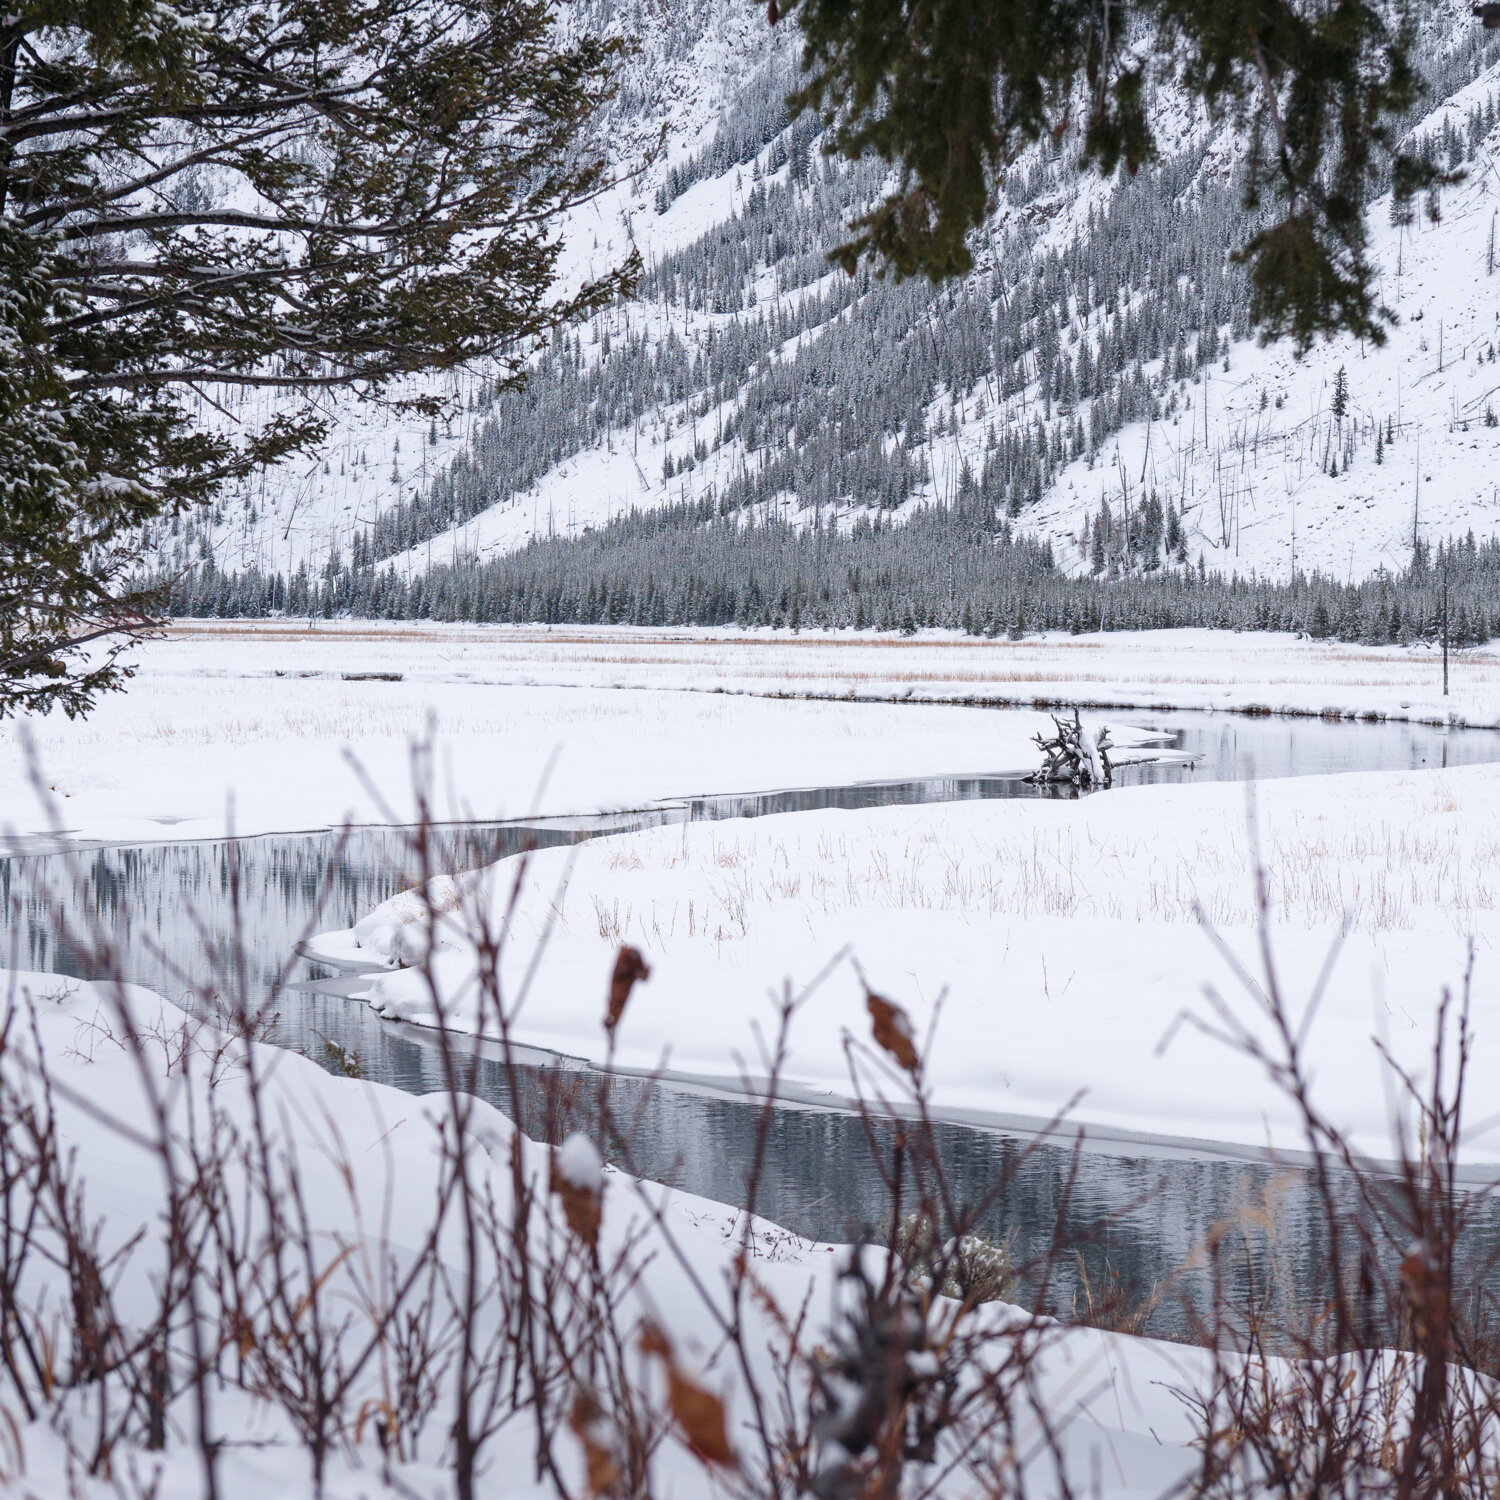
[1027, 710, 1113, 789]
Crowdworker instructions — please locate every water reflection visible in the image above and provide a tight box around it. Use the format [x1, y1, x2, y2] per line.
[5, 708, 1500, 1337]
[676, 710, 1500, 816]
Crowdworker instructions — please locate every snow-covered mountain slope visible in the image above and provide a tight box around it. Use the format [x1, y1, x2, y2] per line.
[155, 0, 795, 581]
[158, 0, 1500, 589]
[1028, 120, 1500, 581]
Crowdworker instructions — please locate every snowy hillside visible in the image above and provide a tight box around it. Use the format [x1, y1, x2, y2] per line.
[152, 0, 796, 583]
[1030, 100, 1500, 582]
[156, 0, 1500, 590]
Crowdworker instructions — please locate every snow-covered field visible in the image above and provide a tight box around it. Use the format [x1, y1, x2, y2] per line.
[9, 619, 1500, 1163]
[134, 620, 1500, 722]
[6, 618, 1495, 843]
[323, 756, 1500, 1165]
[7, 627, 1500, 1491]
[1, 624, 1169, 847]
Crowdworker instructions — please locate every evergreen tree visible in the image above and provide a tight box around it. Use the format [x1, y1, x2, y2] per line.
[777, 0, 1448, 347]
[1, 0, 630, 716]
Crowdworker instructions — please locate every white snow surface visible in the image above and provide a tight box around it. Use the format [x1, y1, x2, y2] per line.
[555, 1130, 605, 1192]
[3, 621, 1172, 846]
[0, 969, 1211, 1499]
[14, 620, 1500, 1167]
[9, 619, 1500, 847]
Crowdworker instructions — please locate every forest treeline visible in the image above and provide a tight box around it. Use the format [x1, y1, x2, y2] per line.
[154, 497, 1500, 647]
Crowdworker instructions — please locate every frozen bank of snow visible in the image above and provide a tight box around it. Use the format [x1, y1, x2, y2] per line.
[0, 969, 1207, 1498]
[2, 623, 1178, 846]
[329, 761, 1500, 1165]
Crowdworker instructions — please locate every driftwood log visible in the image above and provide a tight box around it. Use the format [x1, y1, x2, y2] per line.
[1026, 709, 1113, 788]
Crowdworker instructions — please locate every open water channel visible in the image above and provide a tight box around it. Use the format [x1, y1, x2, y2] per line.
[6, 708, 1500, 1337]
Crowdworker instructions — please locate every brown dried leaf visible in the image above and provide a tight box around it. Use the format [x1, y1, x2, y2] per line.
[354, 1397, 398, 1451]
[290, 1245, 353, 1326]
[606, 945, 651, 1033]
[638, 1321, 672, 1359]
[1379, 1434, 1399, 1474]
[667, 1368, 735, 1467]
[550, 1158, 602, 1249]
[867, 991, 919, 1072]
[640, 1325, 737, 1468]
[570, 1389, 623, 1496]
[232, 1315, 256, 1360]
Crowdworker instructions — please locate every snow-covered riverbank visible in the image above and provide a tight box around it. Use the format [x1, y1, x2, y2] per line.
[0, 969, 1207, 1499]
[324, 760, 1500, 1165]
[0, 668, 1114, 848]
[9, 622, 1498, 1493]
[4, 620, 1493, 844]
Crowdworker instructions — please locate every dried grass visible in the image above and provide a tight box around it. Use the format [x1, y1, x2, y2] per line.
[519, 781, 1500, 955]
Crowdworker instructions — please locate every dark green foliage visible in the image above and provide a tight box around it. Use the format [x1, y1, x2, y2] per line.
[0, 226, 181, 715]
[1, 0, 631, 717]
[778, 0, 1446, 347]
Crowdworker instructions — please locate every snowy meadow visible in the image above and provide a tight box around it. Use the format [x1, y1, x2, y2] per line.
[4, 619, 1496, 845]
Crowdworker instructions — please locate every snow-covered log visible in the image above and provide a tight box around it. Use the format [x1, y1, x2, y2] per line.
[1026, 709, 1113, 788]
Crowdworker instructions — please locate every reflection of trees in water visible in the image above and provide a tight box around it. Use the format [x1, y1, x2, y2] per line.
[7, 708, 1495, 991]
[4, 826, 581, 997]
[287, 1003, 1494, 1345]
